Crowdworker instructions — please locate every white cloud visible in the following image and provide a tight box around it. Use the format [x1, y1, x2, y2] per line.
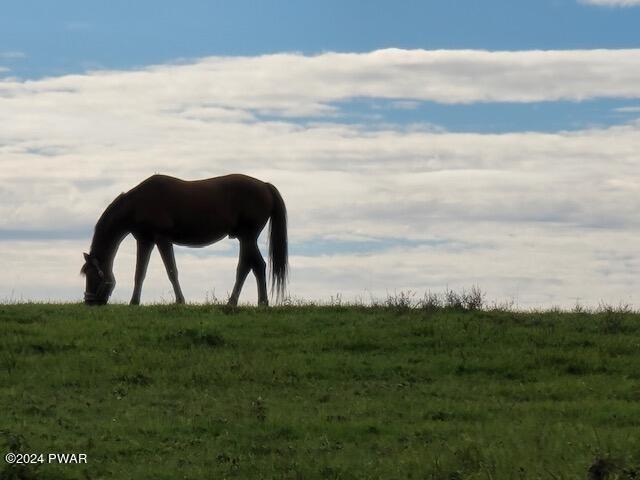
[2, 48, 640, 117]
[0, 51, 26, 60]
[390, 100, 421, 110]
[580, 0, 640, 6]
[1, 49, 639, 307]
[614, 106, 640, 113]
[2, 225, 637, 308]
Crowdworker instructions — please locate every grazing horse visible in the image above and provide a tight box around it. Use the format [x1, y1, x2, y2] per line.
[81, 174, 288, 306]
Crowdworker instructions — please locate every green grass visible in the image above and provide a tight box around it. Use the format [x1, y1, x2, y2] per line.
[1, 303, 640, 479]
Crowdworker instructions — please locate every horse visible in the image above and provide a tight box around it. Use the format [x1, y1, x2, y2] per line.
[81, 174, 288, 306]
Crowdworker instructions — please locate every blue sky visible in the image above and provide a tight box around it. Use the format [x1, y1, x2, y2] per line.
[2, 0, 640, 133]
[1, 1, 640, 306]
[3, 0, 640, 73]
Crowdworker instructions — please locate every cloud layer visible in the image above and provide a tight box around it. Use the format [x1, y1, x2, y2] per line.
[3, 48, 640, 115]
[580, 0, 640, 6]
[1, 48, 639, 307]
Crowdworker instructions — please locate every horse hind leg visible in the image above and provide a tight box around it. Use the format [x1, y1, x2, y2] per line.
[252, 246, 268, 307]
[244, 239, 268, 307]
[156, 238, 186, 304]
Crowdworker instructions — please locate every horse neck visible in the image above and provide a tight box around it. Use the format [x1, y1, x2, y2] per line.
[90, 197, 130, 273]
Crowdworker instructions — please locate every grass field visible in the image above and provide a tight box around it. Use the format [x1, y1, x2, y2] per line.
[1, 302, 640, 479]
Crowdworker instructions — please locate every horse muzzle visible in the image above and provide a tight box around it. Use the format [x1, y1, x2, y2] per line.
[84, 280, 114, 305]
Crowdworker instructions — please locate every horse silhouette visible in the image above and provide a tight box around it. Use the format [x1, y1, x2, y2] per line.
[81, 174, 288, 306]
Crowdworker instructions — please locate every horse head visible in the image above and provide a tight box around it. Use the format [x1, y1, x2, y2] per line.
[81, 252, 115, 305]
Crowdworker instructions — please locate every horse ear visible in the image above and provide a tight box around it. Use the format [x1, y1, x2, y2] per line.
[83, 252, 90, 262]
[90, 257, 105, 278]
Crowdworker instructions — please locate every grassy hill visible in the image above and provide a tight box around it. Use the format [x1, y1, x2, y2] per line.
[1, 303, 640, 479]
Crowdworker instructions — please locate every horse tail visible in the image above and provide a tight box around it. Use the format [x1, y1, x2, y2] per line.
[267, 183, 288, 301]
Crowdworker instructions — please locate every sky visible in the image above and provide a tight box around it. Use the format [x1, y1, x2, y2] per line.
[1, 0, 640, 307]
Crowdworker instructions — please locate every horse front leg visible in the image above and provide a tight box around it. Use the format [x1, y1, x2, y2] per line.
[157, 238, 185, 304]
[131, 239, 154, 305]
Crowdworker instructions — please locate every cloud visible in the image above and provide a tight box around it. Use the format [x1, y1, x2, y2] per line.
[2, 226, 637, 308]
[579, 0, 640, 6]
[614, 106, 640, 113]
[2, 48, 640, 117]
[0, 52, 25, 74]
[0, 51, 26, 60]
[390, 100, 421, 110]
[1, 49, 640, 307]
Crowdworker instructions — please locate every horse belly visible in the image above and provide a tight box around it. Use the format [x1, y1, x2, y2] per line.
[169, 222, 229, 247]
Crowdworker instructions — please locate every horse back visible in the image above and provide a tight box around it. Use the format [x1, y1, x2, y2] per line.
[125, 174, 273, 244]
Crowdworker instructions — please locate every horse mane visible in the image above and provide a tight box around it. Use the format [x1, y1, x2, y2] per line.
[95, 193, 126, 231]
[82, 192, 127, 273]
